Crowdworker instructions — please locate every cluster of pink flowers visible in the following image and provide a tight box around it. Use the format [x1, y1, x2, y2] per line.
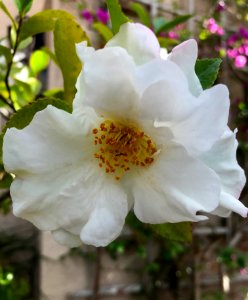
[227, 27, 248, 69]
[204, 18, 224, 36]
[81, 8, 109, 25]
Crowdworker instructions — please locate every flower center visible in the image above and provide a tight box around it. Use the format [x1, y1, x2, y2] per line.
[92, 120, 157, 180]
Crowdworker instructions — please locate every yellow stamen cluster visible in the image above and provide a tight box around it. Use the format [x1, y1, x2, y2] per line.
[92, 120, 157, 180]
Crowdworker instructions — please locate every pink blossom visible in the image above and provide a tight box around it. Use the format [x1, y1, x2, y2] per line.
[244, 45, 248, 56]
[239, 268, 248, 276]
[216, 1, 226, 12]
[81, 9, 94, 23]
[240, 27, 248, 39]
[227, 49, 238, 58]
[168, 31, 179, 39]
[217, 27, 224, 36]
[96, 8, 109, 25]
[227, 34, 239, 46]
[234, 55, 247, 68]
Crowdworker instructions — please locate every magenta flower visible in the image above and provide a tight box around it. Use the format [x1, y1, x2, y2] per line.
[81, 9, 94, 23]
[96, 8, 109, 25]
[168, 31, 179, 39]
[240, 27, 248, 39]
[227, 49, 238, 59]
[205, 18, 224, 36]
[216, 1, 226, 12]
[234, 55, 247, 68]
[227, 34, 239, 46]
[217, 27, 224, 36]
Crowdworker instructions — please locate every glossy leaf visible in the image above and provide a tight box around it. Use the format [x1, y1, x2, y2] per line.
[19, 10, 88, 103]
[93, 22, 113, 42]
[0, 1, 17, 29]
[14, 0, 33, 15]
[19, 10, 75, 41]
[54, 18, 87, 103]
[2, 97, 71, 135]
[0, 98, 71, 167]
[41, 47, 59, 66]
[150, 222, 192, 243]
[154, 14, 192, 34]
[195, 58, 222, 90]
[130, 2, 151, 27]
[29, 50, 50, 75]
[106, 0, 130, 34]
[0, 45, 12, 64]
[0, 171, 13, 189]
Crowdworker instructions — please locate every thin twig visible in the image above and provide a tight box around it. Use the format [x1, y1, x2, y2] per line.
[4, 15, 23, 107]
[0, 93, 15, 111]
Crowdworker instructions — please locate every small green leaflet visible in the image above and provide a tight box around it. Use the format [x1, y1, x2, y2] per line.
[154, 14, 192, 34]
[19, 10, 88, 104]
[2, 97, 71, 135]
[195, 58, 222, 90]
[130, 2, 151, 27]
[150, 222, 192, 243]
[93, 22, 113, 42]
[106, 0, 130, 34]
[14, 0, 33, 15]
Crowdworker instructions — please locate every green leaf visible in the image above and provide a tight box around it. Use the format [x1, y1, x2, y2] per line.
[0, 97, 70, 159]
[43, 88, 64, 99]
[154, 14, 192, 34]
[18, 36, 33, 50]
[41, 47, 59, 66]
[1, 97, 71, 135]
[106, 0, 130, 34]
[0, 0, 17, 29]
[54, 18, 87, 103]
[14, 0, 33, 15]
[19, 10, 75, 41]
[0, 45, 12, 64]
[0, 172, 13, 189]
[19, 10, 88, 103]
[93, 22, 113, 42]
[195, 58, 222, 90]
[130, 2, 151, 27]
[150, 222, 192, 243]
[158, 37, 179, 48]
[29, 50, 50, 75]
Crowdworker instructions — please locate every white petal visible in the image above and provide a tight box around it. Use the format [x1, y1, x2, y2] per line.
[76, 41, 95, 62]
[200, 128, 247, 218]
[52, 229, 82, 248]
[81, 46, 139, 118]
[10, 164, 96, 231]
[213, 192, 248, 218]
[140, 79, 195, 122]
[106, 23, 160, 65]
[168, 39, 203, 96]
[136, 58, 189, 95]
[171, 84, 230, 155]
[129, 143, 220, 223]
[80, 180, 128, 247]
[201, 128, 246, 197]
[10, 158, 128, 247]
[3, 105, 92, 175]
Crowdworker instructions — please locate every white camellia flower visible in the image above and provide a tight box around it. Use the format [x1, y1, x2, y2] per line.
[3, 23, 247, 247]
